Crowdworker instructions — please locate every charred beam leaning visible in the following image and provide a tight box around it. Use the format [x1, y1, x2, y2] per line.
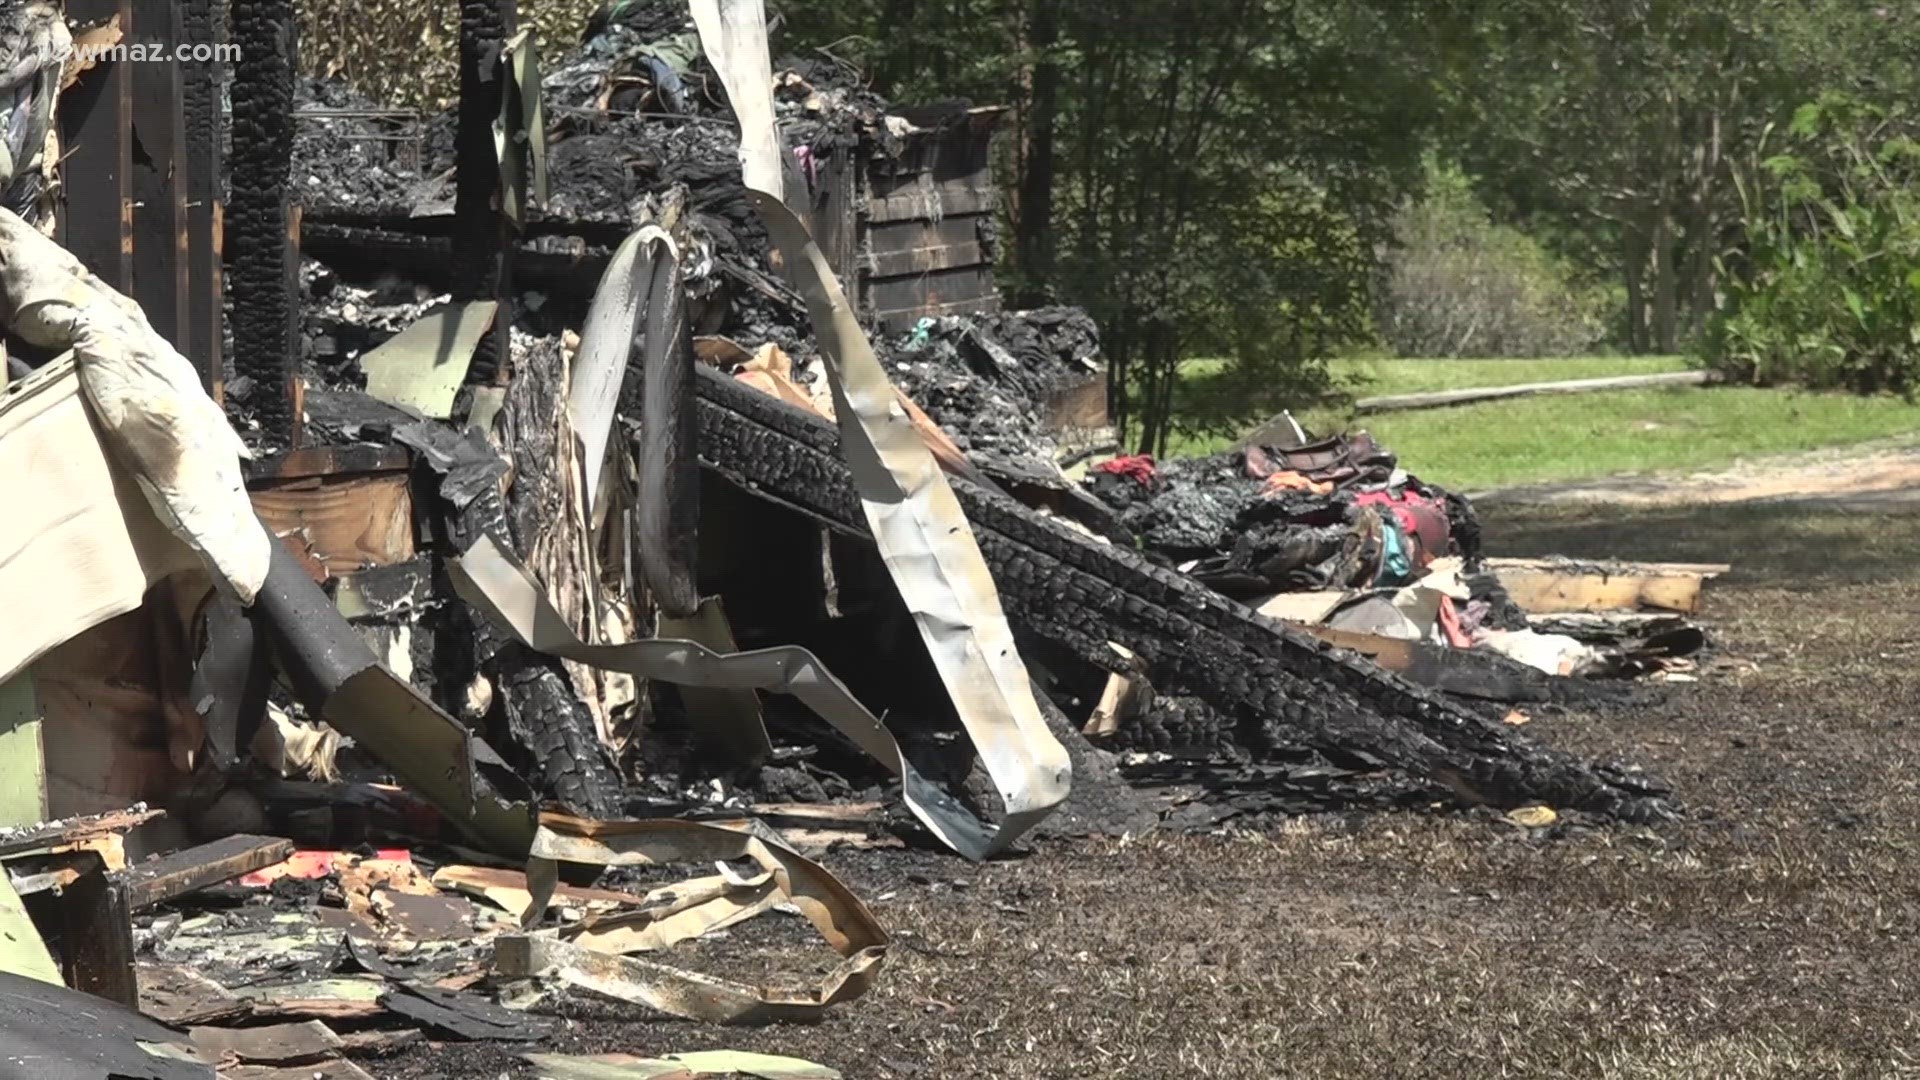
[688, 367, 1673, 822]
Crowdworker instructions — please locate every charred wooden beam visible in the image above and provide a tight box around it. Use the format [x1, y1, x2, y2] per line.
[229, 0, 299, 440]
[404, 348, 621, 817]
[60, 855, 138, 1008]
[453, 0, 518, 383]
[182, 0, 228, 397]
[301, 222, 614, 300]
[441, 484, 624, 818]
[115, 835, 293, 911]
[684, 366, 1673, 822]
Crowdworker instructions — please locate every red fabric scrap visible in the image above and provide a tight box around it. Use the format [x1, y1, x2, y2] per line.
[1096, 454, 1158, 485]
[1353, 489, 1451, 565]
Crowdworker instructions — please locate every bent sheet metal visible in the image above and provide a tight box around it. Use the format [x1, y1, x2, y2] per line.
[450, 535, 1004, 858]
[494, 813, 887, 1025]
[685, 0, 1070, 856]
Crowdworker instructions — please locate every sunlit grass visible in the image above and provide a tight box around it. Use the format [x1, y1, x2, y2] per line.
[1164, 357, 1920, 490]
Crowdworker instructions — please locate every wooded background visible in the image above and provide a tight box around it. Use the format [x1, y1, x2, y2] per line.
[298, 0, 1920, 451]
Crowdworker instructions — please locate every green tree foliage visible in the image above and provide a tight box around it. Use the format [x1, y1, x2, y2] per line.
[1377, 160, 1609, 359]
[1706, 95, 1920, 392]
[1437, 0, 1920, 357]
[787, 0, 1435, 453]
[299, 0, 600, 110]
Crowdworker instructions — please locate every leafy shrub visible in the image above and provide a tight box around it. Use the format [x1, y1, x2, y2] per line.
[1376, 161, 1609, 358]
[299, 0, 599, 110]
[1706, 95, 1920, 393]
[1148, 184, 1371, 452]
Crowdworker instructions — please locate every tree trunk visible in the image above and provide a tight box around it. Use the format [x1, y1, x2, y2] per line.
[1622, 223, 1649, 354]
[1680, 107, 1724, 339]
[1012, 0, 1059, 305]
[877, 0, 918, 88]
[1650, 209, 1679, 353]
[1137, 321, 1179, 457]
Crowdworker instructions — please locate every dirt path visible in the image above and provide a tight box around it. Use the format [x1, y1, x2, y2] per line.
[395, 498, 1920, 1079]
[1476, 438, 1920, 508]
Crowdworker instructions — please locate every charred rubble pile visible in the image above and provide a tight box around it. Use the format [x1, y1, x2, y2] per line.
[1084, 433, 1468, 597]
[884, 307, 1107, 478]
[259, 7, 1677, 831]
[1078, 434, 1707, 687]
[0, 0, 1703, 1070]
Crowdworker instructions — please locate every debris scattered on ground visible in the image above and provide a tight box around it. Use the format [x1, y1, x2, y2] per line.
[0, 0, 1712, 1068]
[1077, 431, 1714, 693]
[527, 1050, 843, 1079]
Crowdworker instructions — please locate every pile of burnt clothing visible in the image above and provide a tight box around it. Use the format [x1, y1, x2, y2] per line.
[1083, 431, 1471, 601]
[539, 12, 916, 222]
[885, 306, 1105, 480]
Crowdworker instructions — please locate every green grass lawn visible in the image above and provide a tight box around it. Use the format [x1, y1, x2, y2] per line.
[1165, 356, 1920, 490]
[1336, 385, 1920, 491]
[1331, 355, 1694, 398]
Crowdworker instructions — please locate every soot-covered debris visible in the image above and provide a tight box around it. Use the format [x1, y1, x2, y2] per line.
[886, 307, 1105, 478]
[261, 0, 1680, 839]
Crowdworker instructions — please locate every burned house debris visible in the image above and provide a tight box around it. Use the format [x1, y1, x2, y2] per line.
[0, 0, 1701, 1072]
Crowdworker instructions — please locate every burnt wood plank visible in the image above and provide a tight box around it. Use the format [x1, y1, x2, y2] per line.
[62, 857, 138, 1008]
[229, 0, 300, 440]
[58, 0, 135, 293]
[865, 239, 986, 278]
[250, 472, 417, 574]
[183, 0, 228, 397]
[116, 835, 295, 911]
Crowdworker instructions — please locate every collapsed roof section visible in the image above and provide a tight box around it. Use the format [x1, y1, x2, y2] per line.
[0, 0, 1670, 894]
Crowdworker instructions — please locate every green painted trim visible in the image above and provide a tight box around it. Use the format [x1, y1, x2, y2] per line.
[0, 672, 47, 829]
[0, 865, 60, 985]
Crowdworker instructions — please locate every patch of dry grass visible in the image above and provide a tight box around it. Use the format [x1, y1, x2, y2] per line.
[397, 498, 1920, 1079]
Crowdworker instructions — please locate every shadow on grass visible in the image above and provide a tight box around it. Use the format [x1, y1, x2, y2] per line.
[1486, 499, 1920, 592]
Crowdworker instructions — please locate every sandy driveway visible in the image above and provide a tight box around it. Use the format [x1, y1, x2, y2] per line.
[1475, 439, 1920, 508]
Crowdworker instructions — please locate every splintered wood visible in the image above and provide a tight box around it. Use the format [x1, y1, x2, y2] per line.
[119, 835, 296, 911]
[249, 473, 416, 575]
[1486, 558, 1729, 615]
